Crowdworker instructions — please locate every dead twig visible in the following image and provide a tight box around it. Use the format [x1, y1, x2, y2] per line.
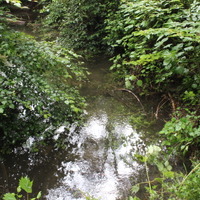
[168, 92, 176, 112]
[116, 88, 145, 112]
[155, 96, 169, 119]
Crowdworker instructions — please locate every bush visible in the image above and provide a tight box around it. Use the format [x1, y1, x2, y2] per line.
[131, 146, 200, 200]
[0, 27, 86, 152]
[105, 0, 200, 100]
[160, 110, 200, 154]
[39, 0, 119, 55]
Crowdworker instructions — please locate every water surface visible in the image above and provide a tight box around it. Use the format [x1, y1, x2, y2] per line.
[1, 59, 160, 200]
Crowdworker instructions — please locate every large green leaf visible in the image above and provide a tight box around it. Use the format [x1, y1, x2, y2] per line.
[19, 177, 33, 193]
[3, 193, 16, 200]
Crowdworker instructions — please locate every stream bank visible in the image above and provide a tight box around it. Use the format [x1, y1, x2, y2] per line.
[0, 58, 165, 200]
[1, 1, 199, 199]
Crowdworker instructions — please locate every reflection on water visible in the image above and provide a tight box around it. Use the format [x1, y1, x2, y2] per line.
[1, 59, 151, 200]
[46, 104, 144, 199]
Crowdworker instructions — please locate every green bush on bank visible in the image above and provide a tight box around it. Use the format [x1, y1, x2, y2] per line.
[160, 110, 200, 154]
[105, 0, 200, 150]
[130, 146, 200, 200]
[0, 26, 86, 153]
[105, 1, 200, 199]
[105, 0, 200, 99]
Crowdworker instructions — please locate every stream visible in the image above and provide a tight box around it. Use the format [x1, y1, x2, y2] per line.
[0, 58, 163, 200]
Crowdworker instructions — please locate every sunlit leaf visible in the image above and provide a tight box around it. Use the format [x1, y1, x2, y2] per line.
[3, 193, 16, 200]
[36, 191, 42, 199]
[0, 108, 4, 113]
[19, 177, 33, 193]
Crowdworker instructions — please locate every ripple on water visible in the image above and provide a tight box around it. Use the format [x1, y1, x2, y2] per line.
[46, 109, 145, 200]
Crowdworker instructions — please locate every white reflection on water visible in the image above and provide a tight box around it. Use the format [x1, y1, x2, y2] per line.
[46, 111, 144, 200]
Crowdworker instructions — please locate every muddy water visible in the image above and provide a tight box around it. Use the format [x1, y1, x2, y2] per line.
[0, 59, 161, 200]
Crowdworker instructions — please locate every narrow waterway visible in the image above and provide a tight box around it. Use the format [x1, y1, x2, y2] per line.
[0, 58, 162, 200]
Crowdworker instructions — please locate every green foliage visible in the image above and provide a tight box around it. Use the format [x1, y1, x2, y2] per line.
[132, 145, 200, 200]
[160, 111, 200, 153]
[175, 161, 200, 200]
[3, 193, 16, 200]
[105, 0, 200, 162]
[5, 0, 21, 7]
[3, 177, 41, 200]
[0, 27, 86, 152]
[39, 0, 119, 55]
[105, 0, 200, 102]
[0, 0, 21, 7]
[19, 177, 33, 193]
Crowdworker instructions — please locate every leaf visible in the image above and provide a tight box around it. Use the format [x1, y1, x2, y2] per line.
[3, 193, 16, 200]
[163, 171, 174, 178]
[163, 58, 171, 67]
[44, 114, 49, 119]
[192, 83, 197, 89]
[72, 107, 80, 113]
[157, 162, 164, 172]
[134, 154, 148, 162]
[129, 75, 137, 81]
[125, 79, 132, 89]
[153, 185, 159, 190]
[164, 160, 172, 171]
[175, 66, 185, 74]
[154, 177, 163, 183]
[131, 184, 140, 193]
[136, 80, 143, 87]
[36, 191, 42, 199]
[147, 145, 161, 155]
[17, 186, 21, 193]
[9, 104, 15, 109]
[155, 37, 168, 48]
[2, 100, 7, 105]
[19, 177, 33, 193]
[0, 108, 4, 113]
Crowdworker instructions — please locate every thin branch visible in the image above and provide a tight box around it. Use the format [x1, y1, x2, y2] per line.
[155, 96, 169, 119]
[179, 162, 200, 188]
[168, 92, 176, 112]
[137, 178, 162, 185]
[145, 161, 152, 194]
[116, 88, 145, 112]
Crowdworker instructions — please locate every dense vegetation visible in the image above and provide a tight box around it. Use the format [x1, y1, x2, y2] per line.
[105, 0, 200, 152]
[104, 0, 200, 198]
[0, 0, 86, 153]
[39, 0, 119, 55]
[105, 0, 199, 95]
[1, 0, 200, 199]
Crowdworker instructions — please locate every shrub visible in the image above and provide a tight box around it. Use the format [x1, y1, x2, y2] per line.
[105, 0, 200, 99]
[0, 27, 86, 152]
